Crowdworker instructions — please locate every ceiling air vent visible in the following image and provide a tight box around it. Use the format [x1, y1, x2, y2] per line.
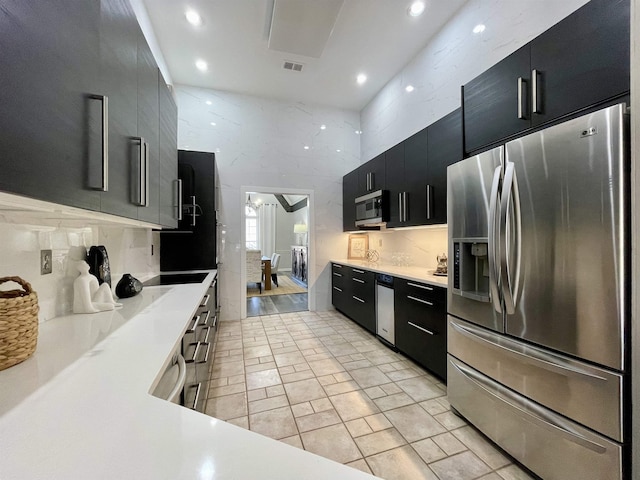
[283, 60, 304, 72]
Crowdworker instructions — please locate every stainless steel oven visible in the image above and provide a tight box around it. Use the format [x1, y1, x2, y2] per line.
[355, 190, 389, 227]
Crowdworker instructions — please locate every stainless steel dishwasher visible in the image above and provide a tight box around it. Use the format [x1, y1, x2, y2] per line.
[375, 274, 396, 349]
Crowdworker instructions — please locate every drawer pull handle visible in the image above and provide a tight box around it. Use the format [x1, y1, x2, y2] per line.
[333, 286, 343, 292]
[333, 264, 343, 268]
[200, 294, 210, 308]
[186, 342, 202, 363]
[353, 268, 365, 273]
[333, 272, 343, 277]
[407, 282, 433, 291]
[186, 315, 200, 333]
[407, 295, 433, 306]
[353, 296, 365, 303]
[199, 342, 212, 364]
[189, 383, 202, 410]
[199, 310, 210, 326]
[353, 278, 365, 284]
[408, 321, 435, 336]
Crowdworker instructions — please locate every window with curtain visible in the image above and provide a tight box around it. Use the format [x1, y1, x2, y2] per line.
[245, 205, 258, 249]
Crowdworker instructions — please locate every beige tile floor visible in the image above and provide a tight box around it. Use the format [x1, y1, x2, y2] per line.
[205, 310, 535, 480]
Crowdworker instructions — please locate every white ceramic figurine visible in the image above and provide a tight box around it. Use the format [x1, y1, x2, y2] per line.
[73, 260, 122, 314]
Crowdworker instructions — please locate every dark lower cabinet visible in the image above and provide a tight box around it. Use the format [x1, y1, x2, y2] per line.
[331, 264, 375, 334]
[394, 278, 447, 380]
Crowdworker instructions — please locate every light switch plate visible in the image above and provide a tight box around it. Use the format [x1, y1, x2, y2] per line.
[40, 249, 52, 275]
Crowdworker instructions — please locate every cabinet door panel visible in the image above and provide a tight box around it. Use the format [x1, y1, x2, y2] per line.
[0, 0, 101, 210]
[136, 31, 160, 224]
[342, 170, 358, 231]
[98, 0, 139, 218]
[530, 0, 630, 126]
[403, 128, 428, 226]
[357, 153, 385, 196]
[426, 109, 462, 225]
[384, 143, 405, 227]
[463, 45, 530, 155]
[158, 70, 178, 227]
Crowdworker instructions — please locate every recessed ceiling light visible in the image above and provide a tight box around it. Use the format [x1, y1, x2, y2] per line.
[205, 100, 212, 105]
[336, 149, 341, 153]
[195, 60, 208, 72]
[356, 74, 367, 85]
[195, 59, 208, 72]
[405, 85, 415, 93]
[408, 1, 425, 17]
[185, 9, 202, 27]
[210, 122, 216, 126]
[320, 124, 326, 130]
[473, 24, 486, 34]
[304, 145, 310, 150]
[355, 130, 363, 135]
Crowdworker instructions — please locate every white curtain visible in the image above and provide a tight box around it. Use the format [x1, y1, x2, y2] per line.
[258, 203, 277, 257]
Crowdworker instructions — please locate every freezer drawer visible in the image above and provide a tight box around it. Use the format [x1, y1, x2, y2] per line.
[448, 355, 623, 480]
[448, 316, 623, 442]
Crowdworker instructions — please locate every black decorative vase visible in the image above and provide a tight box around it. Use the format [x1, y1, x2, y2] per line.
[115, 274, 143, 298]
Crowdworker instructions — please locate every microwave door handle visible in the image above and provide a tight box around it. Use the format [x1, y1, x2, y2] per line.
[488, 165, 502, 314]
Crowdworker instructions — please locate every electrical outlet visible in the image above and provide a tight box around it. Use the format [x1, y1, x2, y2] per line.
[40, 249, 52, 275]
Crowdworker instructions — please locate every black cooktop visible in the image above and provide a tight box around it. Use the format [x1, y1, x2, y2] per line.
[143, 273, 208, 286]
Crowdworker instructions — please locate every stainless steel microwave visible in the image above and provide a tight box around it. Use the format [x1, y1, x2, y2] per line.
[355, 190, 389, 227]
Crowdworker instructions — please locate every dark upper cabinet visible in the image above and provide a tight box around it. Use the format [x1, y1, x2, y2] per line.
[402, 128, 429, 226]
[529, 0, 630, 127]
[384, 142, 406, 227]
[462, 45, 530, 155]
[136, 30, 160, 224]
[357, 153, 385, 196]
[342, 170, 358, 232]
[463, 0, 629, 154]
[158, 70, 179, 228]
[98, 0, 139, 219]
[0, 0, 102, 211]
[426, 109, 462, 225]
[0, 0, 177, 225]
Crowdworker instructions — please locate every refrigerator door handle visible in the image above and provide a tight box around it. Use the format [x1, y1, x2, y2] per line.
[488, 166, 503, 313]
[499, 162, 522, 314]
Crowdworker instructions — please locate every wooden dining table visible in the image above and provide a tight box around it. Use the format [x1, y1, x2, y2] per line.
[261, 256, 272, 290]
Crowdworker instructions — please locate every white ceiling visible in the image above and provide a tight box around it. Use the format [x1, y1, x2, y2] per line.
[141, 0, 468, 111]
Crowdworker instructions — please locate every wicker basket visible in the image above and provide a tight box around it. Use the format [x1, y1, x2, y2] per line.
[0, 277, 39, 371]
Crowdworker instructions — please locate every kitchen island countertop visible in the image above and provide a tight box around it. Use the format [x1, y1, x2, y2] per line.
[0, 270, 378, 480]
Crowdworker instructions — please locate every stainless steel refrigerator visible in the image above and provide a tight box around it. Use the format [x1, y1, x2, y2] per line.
[446, 103, 629, 480]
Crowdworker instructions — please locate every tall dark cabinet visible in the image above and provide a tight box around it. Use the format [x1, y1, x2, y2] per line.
[160, 151, 217, 271]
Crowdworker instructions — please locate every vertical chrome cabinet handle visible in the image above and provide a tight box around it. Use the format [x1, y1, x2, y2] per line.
[488, 165, 503, 314]
[499, 162, 521, 315]
[532, 69, 540, 114]
[133, 137, 147, 206]
[174, 179, 183, 220]
[143, 141, 150, 207]
[89, 94, 109, 191]
[426, 185, 433, 220]
[398, 192, 403, 222]
[190, 195, 197, 227]
[403, 192, 409, 222]
[517, 78, 526, 120]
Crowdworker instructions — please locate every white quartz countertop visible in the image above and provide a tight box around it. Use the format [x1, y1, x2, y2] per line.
[331, 259, 448, 288]
[0, 270, 378, 480]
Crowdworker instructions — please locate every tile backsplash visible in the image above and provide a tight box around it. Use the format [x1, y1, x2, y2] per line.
[0, 223, 158, 322]
[346, 227, 448, 271]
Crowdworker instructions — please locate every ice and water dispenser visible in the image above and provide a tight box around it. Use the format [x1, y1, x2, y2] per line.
[452, 240, 490, 303]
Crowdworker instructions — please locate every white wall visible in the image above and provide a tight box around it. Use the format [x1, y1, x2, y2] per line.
[360, 0, 589, 161]
[175, 85, 360, 320]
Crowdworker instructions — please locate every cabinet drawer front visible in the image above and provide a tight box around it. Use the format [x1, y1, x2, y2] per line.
[398, 279, 446, 304]
[396, 318, 447, 380]
[448, 317, 623, 442]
